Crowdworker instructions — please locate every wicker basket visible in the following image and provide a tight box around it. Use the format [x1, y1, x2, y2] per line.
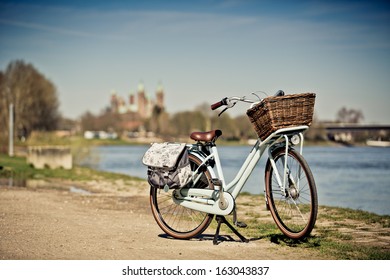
[246, 93, 316, 140]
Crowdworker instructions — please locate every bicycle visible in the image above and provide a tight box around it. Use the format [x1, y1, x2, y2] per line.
[149, 91, 318, 244]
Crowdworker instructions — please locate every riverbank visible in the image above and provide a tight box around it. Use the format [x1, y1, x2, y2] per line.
[0, 155, 389, 259]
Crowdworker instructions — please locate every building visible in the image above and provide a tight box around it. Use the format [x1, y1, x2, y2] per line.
[110, 82, 165, 118]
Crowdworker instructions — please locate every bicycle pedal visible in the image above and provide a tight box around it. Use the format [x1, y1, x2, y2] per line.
[235, 221, 247, 228]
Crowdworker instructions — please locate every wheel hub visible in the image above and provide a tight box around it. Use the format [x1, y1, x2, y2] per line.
[289, 186, 300, 200]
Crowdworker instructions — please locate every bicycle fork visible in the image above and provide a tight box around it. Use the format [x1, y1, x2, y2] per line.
[266, 133, 304, 204]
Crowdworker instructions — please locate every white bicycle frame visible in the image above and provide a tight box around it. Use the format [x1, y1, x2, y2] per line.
[173, 125, 309, 216]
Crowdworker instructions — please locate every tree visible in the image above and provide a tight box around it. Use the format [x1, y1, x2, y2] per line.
[234, 115, 257, 139]
[194, 102, 212, 131]
[211, 112, 238, 140]
[0, 71, 7, 148]
[145, 105, 172, 137]
[80, 111, 99, 131]
[170, 111, 207, 137]
[0, 60, 61, 143]
[336, 107, 364, 123]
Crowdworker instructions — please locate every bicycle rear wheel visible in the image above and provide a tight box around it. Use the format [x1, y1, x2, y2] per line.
[149, 153, 214, 239]
[265, 147, 318, 239]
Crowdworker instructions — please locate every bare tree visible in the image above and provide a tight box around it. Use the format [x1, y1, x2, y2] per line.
[170, 111, 207, 137]
[0, 60, 61, 143]
[80, 111, 99, 131]
[336, 107, 364, 123]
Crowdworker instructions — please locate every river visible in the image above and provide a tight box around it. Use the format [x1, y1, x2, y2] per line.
[84, 145, 390, 216]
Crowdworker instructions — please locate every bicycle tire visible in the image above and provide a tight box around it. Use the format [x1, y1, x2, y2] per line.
[149, 153, 214, 239]
[265, 147, 318, 239]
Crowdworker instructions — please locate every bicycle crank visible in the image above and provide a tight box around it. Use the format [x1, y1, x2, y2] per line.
[219, 196, 229, 210]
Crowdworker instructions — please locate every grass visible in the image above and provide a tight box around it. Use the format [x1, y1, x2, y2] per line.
[311, 228, 390, 259]
[14, 132, 148, 148]
[224, 193, 390, 259]
[0, 154, 142, 182]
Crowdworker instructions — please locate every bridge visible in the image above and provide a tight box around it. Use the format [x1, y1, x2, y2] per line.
[322, 123, 390, 132]
[319, 123, 390, 145]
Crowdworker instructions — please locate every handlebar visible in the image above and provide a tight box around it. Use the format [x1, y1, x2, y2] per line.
[211, 97, 228, 110]
[210, 90, 285, 115]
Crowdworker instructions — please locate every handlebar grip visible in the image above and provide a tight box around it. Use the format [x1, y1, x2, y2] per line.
[211, 97, 228, 110]
[211, 101, 223, 110]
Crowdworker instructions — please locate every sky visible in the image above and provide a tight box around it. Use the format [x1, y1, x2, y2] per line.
[0, 0, 389, 123]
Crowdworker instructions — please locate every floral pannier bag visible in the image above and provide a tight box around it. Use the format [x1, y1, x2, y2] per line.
[142, 142, 192, 190]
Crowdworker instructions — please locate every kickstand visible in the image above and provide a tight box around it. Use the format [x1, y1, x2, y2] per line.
[213, 215, 249, 245]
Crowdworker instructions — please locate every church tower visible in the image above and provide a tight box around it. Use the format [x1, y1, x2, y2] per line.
[137, 82, 147, 118]
[156, 83, 164, 110]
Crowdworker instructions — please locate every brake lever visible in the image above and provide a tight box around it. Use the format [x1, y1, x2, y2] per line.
[218, 107, 228, 116]
[218, 101, 237, 116]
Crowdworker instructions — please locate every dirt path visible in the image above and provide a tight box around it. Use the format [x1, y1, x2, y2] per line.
[0, 180, 388, 260]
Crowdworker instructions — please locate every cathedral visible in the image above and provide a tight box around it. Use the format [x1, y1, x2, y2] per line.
[110, 82, 165, 118]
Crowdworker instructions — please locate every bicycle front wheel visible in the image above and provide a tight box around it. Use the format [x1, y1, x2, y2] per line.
[149, 153, 214, 239]
[265, 148, 318, 239]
